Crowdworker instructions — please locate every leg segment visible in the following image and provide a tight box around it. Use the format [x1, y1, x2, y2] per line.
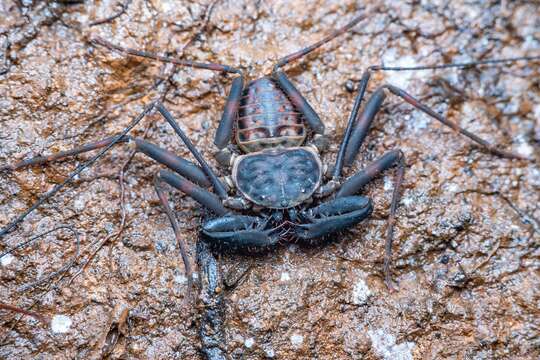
[134, 138, 210, 187]
[157, 170, 228, 216]
[293, 196, 373, 240]
[368, 56, 540, 72]
[272, 71, 325, 135]
[381, 84, 526, 160]
[214, 76, 244, 149]
[92, 37, 241, 74]
[154, 174, 194, 292]
[333, 70, 373, 177]
[337, 150, 406, 288]
[337, 150, 403, 197]
[273, 12, 368, 71]
[1, 136, 129, 171]
[202, 215, 280, 250]
[2, 135, 211, 188]
[156, 104, 229, 199]
[343, 86, 386, 167]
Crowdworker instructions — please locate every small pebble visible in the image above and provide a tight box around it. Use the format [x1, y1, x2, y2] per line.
[1, 253, 14, 266]
[174, 274, 188, 284]
[352, 278, 372, 305]
[51, 315, 72, 333]
[244, 337, 255, 348]
[264, 347, 275, 358]
[345, 79, 356, 93]
[290, 333, 303, 347]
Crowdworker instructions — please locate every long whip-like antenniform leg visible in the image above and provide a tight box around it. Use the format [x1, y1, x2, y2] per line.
[91, 38, 245, 150]
[271, 11, 370, 135]
[2, 135, 211, 187]
[368, 56, 540, 72]
[157, 170, 228, 216]
[336, 150, 406, 288]
[338, 56, 540, 172]
[382, 84, 529, 159]
[154, 174, 195, 295]
[0, 103, 155, 239]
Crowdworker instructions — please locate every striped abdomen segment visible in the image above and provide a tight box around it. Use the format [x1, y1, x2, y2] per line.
[236, 77, 306, 153]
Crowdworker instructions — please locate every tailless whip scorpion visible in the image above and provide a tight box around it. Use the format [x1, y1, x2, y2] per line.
[1, 6, 539, 357]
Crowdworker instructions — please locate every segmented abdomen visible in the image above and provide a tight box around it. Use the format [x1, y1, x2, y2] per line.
[236, 77, 306, 153]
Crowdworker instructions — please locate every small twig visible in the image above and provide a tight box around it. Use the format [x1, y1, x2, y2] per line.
[0, 302, 50, 324]
[89, 0, 132, 26]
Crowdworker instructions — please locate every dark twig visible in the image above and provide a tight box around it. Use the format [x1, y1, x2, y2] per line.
[89, 0, 132, 26]
[197, 239, 226, 360]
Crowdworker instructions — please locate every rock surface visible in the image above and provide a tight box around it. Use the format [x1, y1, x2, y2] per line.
[1, 1, 539, 359]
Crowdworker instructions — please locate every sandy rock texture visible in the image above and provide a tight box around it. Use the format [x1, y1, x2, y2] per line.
[1, 0, 539, 359]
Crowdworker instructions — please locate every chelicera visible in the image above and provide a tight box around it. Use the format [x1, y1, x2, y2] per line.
[0, 12, 537, 292]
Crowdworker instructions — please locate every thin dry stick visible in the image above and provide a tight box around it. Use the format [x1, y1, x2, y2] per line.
[0, 302, 50, 324]
[89, 0, 132, 26]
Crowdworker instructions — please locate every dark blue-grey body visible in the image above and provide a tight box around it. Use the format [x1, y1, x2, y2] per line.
[232, 147, 322, 209]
